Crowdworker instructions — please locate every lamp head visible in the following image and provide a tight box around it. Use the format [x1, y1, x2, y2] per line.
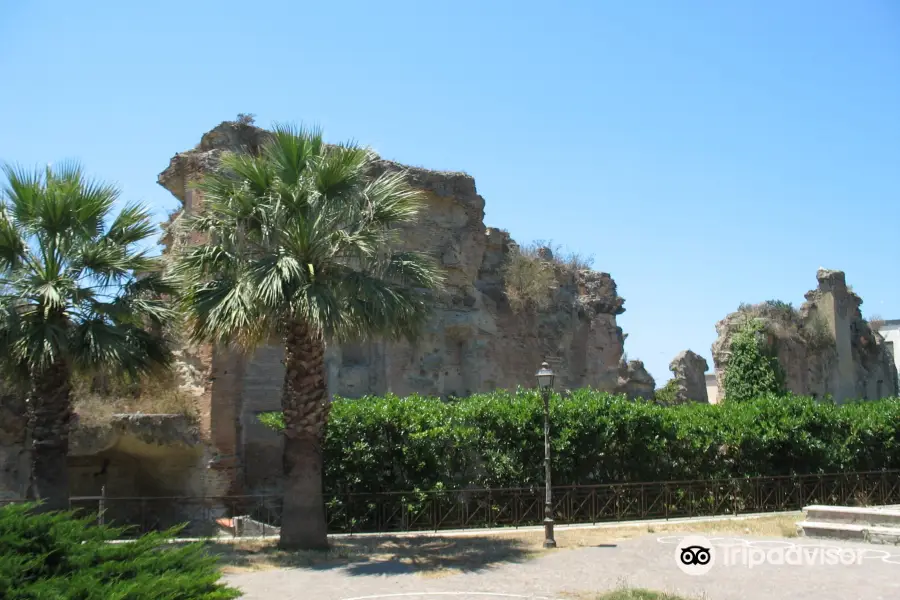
[535, 362, 555, 391]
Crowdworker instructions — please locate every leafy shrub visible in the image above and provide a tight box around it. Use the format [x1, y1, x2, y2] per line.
[261, 389, 900, 493]
[722, 318, 787, 402]
[654, 378, 679, 405]
[0, 503, 240, 599]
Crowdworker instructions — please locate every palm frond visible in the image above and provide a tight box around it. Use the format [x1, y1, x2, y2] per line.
[0, 206, 26, 271]
[314, 144, 368, 201]
[174, 124, 446, 351]
[106, 202, 157, 246]
[70, 319, 171, 377]
[0, 163, 171, 378]
[381, 251, 446, 290]
[266, 122, 324, 186]
[361, 171, 426, 227]
[1, 162, 42, 229]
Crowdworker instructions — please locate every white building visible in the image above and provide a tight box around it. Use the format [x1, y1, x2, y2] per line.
[880, 319, 900, 387]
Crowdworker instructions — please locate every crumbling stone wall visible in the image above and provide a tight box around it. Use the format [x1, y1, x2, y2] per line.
[1, 412, 220, 532]
[667, 350, 710, 404]
[158, 120, 648, 494]
[0, 395, 29, 501]
[615, 360, 656, 400]
[711, 269, 897, 403]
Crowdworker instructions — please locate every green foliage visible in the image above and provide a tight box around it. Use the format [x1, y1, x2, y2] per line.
[0, 162, 175, 381]
[260, 390, 900, 492]
[722, 318, 787, 402]
[654, 379, 679, 405]
[0, 503, 241, 599]
[170, 123, 445, 350]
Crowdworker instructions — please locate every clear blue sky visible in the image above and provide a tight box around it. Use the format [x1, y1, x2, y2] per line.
[2, 0, 898, 384]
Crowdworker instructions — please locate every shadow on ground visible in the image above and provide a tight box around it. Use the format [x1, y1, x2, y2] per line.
[207, 534, 538, 576]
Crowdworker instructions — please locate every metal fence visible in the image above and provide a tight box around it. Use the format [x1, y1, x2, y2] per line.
[54, 470, 900, 538]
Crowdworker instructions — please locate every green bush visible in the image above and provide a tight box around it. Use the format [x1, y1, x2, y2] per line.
[0, 503, 241, 599]
[722, 318, 787, 402]
[654, 379, 679, 405]
[260, 390, 900, 494]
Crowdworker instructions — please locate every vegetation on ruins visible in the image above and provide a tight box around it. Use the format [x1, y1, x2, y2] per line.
[0, 163, 174, 511]
[260, 389, 900, 494]
[0, 503, 240, 599]
[172, 124, 444, 550]
[722, 317, 787, 402]
[652, 378, 679, 405]
[502, 240, 593, 312]
[70, 370, 197, 427]
[734, 299, 834, 352]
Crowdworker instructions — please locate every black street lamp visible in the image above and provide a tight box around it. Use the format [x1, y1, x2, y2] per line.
[535, 361, 556, 548]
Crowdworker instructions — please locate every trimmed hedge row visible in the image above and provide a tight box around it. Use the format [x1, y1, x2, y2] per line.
[261, 390, 900, 494]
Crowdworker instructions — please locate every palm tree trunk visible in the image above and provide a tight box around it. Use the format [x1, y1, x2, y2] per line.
[279, 320, 330, 550]
[28, 360, 72, 512]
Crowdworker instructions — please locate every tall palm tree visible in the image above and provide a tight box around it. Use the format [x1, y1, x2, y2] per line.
[172, 124, 444, 550]
[0, 162, 175, 511]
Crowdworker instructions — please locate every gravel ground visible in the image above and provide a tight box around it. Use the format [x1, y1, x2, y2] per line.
[224, 533, 900, 600]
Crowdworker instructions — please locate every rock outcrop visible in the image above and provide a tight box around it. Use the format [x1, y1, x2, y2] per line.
[711, 269, 897, 403]
[1, 412, 212, 503]
[668, 350, 710, 404]
[615, 359, 656, 400]
[157, 119, 649, 493]
[0, 395, 29, 500]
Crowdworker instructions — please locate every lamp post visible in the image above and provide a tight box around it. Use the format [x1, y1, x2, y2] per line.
[535, 361, 556, 548]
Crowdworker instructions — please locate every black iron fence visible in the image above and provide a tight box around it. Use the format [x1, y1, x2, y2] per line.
[51, 470, 900, 538]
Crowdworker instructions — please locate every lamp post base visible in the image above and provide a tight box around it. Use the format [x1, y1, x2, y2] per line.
[543, 518, 556, 548]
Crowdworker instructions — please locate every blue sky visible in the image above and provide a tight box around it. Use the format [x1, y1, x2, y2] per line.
[2, 1, 898, 384]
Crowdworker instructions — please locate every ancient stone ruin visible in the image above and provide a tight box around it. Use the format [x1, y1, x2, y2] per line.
[711, 269, 897, 403]
[615, 359, 656, 400]
[155, 119, 651, 495]
[667, 350, 710, 404]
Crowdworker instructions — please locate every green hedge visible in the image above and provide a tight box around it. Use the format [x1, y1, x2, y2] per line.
[261, 390, 900, 494]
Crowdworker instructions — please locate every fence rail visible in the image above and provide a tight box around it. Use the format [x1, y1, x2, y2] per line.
[6, 470, 900, 538]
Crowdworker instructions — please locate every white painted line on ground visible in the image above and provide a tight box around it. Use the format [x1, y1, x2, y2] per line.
[340, 593, 565, 600]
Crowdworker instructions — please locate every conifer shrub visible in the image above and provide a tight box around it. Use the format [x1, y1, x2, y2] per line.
[0, 503, 241, 599]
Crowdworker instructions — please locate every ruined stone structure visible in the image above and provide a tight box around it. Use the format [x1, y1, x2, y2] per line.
[667, 350, 710, 403]
[0, 394, 216, 528]
[711, 269, 897, 403]
[0, 395, 28, 501]
[615, 360, 656, 400]
[156, 120, 647, 495]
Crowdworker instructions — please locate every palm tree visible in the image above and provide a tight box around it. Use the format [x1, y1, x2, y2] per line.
[0, 162, 175, 511]
[172, 124, 444, 550]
